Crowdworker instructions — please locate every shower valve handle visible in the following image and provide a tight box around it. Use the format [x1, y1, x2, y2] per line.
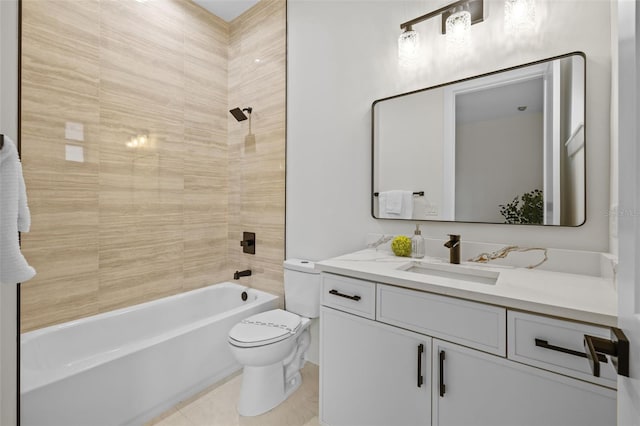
[240, 232, 256, 255]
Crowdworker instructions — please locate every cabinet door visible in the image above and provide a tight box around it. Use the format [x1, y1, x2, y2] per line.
[320, 306, 431, 426]
[432, 339, 616, 426]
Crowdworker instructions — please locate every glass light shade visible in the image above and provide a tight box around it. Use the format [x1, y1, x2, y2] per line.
[446, 10, 471, 45]
[505, 0, 535, 33]
[398, 29, 419, 61]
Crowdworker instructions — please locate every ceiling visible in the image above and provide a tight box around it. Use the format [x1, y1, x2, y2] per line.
[456, 77, 544, 124]
[191, 0, 260, 22]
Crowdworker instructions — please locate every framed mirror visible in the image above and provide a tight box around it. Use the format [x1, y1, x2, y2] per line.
[372, 52, 585, 226]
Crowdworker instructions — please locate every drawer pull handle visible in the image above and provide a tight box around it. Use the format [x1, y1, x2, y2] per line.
[535, 338, 607, 363]
[417, 344, 424, 388]
[439, 350, 446, 397]
[328, 289, 361, 301]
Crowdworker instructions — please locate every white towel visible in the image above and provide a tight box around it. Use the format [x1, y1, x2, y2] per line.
[385, 190, 404, 214]
[0, 135, 36, 285]
[378, 190, 414, 219]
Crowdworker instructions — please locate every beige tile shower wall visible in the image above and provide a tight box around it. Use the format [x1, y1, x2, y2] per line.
[20, 0, 230, 332]
[227, 0, 287, 300]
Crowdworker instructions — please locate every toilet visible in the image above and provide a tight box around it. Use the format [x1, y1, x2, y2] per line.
[228, 259, 320, 416]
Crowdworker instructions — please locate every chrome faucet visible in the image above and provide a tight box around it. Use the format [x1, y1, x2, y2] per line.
[234, 269, 252, 280]
[444, 235, 460, 264]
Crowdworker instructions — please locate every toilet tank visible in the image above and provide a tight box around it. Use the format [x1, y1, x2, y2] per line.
[283, 259, 320, 318]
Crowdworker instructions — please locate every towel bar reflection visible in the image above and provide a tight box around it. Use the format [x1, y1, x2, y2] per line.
[374, 191, 424, 197]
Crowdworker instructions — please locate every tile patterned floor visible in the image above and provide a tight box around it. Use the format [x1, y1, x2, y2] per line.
[146, 363, 319, 426]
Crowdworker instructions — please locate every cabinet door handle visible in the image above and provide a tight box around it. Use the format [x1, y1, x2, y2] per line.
[417, 344, 424, 388]
[439, 350, 446, 397]
[584, 328, 630, 378]
[328, 289, 361, 301]
[535, 338, 607, 363]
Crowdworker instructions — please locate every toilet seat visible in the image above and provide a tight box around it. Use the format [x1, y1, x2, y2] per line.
[229, 309, 302, 348]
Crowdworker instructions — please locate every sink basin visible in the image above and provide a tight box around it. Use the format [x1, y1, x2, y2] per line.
[398, 262, 499, 285]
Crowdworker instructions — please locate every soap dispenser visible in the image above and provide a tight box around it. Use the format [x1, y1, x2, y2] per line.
[411, 224, 425, 259]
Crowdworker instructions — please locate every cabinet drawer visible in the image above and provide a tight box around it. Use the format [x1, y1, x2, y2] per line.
[507, 311, 617, 388]
[321, 274, 376, 319]
[377, 284, 506, 356]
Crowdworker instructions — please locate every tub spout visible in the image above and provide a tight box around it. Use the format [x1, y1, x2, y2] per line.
[234, 269, 252, 280]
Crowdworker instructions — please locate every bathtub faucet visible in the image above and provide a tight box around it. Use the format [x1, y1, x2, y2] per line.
[234, 269, 252, 280]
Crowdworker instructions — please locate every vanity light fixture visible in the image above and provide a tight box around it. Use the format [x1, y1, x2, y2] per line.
[504, 0, 536, 33]
[398, 25, 420, 61]
[445, 4, 472, 44]
[398, 0, 484, 58]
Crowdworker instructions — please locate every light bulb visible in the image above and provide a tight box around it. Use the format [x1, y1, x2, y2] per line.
[398, 27, 419, 62]
[446, 8, 471, 45]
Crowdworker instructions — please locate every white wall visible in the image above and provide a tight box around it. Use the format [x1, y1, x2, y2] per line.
[0, 0, 19, 423]
[287, 0, 613, 261]
[609, 0, 619, 256]
[0, 1, 18, 142]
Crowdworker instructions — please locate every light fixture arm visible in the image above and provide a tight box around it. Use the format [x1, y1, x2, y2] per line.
[400, 0, 484, 35]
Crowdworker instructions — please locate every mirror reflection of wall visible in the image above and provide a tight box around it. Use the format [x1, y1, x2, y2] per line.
[454, 75, 544, 224]
[372, 52, 585, 226]
[560, 56, 586, 226]
[374, 89, 444, 220]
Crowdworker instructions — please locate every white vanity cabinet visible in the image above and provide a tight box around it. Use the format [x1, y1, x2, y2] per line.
[376, 284, 506, 356]
[319, 272, 617, 426]
[432, 339, 616, 426]
[320, 306, 431, 426]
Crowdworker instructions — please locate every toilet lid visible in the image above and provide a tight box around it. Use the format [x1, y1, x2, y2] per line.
[228, 309, 301, 347]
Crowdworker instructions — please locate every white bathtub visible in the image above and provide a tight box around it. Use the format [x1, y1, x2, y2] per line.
[21, 282, 279, 426]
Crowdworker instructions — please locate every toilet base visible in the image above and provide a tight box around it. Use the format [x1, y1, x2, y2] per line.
[237, 363, 302, 416]
[231, 319, 311, 417]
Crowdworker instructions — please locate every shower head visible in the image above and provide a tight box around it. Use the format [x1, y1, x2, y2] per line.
[229, 107, 253, 122]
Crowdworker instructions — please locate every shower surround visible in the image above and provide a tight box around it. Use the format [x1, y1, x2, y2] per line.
[20, 0, 286, 332]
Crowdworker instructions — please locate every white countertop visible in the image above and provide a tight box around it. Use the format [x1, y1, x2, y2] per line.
[316, 249, 618, 327]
